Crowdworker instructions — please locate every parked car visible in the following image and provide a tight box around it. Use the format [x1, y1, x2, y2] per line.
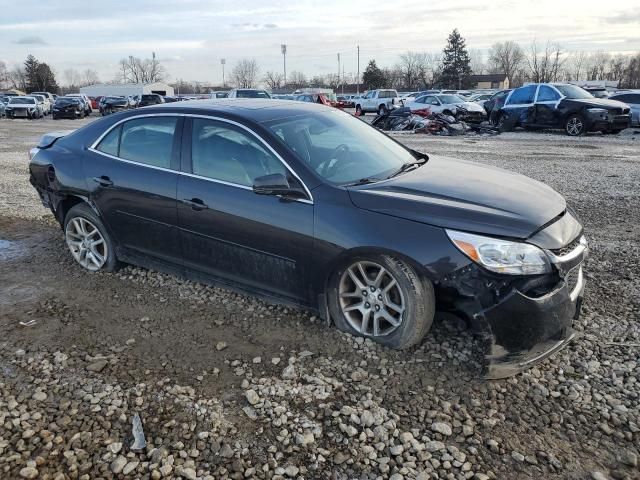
[468, 93, 494, 104]
[355, 89, 401, 115]
[498, 83, 631, 135]
[227, 89, 271, 99]
[5, 96, 42, 119]
[31, 91, 55, 112]
[209, 91, 229, 99]
[52, 97, 85, 119]
[136, 94, 165, 107]
[99, 96, 129, 115]
[337, 95, 355, 108]
[30, 94, 51, 116]
[483, 89, 512, 123]
[404, 94, 487, 122]
[88, 96, 102, 110]
[583, 87, 610, 99]
[28, 99, 587, 378]
[400, 90, 441, 105]
[67, 93, 93, 116]
[163, 96, 180, 103]
[609, 92, 640, 127]
[295, 93, 344, 109]
[0, 99, 5, 117]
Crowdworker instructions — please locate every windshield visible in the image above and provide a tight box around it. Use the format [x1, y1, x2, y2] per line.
[56, 98, 78, 105]
[437, 95, 465, 104]
[106, 96, 125, 101]
[555, 85, 593, 99]
[10, 97, 35, 105]
[31, 95, 44, 101]
[237, 90, 270, 99]
[265, 110, 415, 185]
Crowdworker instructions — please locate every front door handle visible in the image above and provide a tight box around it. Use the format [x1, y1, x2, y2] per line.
[92, 176, 113, 187]
[183, 198, 209, 211]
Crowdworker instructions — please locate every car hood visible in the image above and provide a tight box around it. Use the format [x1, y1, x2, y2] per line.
[452, 102, 485, 112]
[348, 156, 566, 240]
[563, 97, 629, 110]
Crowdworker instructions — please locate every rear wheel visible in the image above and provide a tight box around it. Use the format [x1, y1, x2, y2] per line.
[328, 255, 435, 349]
[355, 105, 363, 116]
[378, 105, 388, 116]
[565, 114, 585, 136]
[64, 203, 119, 272]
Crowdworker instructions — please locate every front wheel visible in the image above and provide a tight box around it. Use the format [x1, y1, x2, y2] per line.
[355, 105, 363, 116]
[378, 105, 388, 116]
[64, 203, 119, 272]
[328, 255, 435, 349]
[565, 114, 585, 136]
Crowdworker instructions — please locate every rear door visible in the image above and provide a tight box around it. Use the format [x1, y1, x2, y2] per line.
[86, 115, 182, 263]
[534, 85, 562, 126]
[177, 117, 314, 301]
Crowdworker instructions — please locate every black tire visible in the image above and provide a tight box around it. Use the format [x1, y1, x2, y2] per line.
[565, 114, 585, 136]
[378, 105, 388, 116]
[355, 105, 363, 116]
[63, 203, 119, 272]
[443, 110, 453, 116]
[328, 254, 435, 349]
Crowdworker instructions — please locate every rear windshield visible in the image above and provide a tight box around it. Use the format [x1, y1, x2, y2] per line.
[237, 90, 270, 99]
[141, 95, 157, 100]
[105, 96, 126, 101]
[10, 97, 35, 104]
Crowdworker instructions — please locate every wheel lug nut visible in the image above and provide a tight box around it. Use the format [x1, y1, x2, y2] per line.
[375, 305, 380, 311]
[362, 291, 368, 296]
[378, 295, 382, 300]
[365, 302, 370, 308]
[370, 286, 376, 292]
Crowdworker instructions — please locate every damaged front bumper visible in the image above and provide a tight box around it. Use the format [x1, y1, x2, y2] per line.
[440, 236, 588, 379]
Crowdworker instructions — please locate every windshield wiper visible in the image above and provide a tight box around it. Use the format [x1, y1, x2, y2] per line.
[347, 177, 380, 186]
[387, 158, 427, 179]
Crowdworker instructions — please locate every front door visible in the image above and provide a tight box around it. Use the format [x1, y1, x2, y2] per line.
[86, 115, 182, 263]
[177, 117, 314, 302]
[534, 84, 562, 127]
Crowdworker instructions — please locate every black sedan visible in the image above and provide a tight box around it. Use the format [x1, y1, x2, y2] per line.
[28, 100, 588, 378]
[99, 96, 129, 115]
[52, 97, 85, 119]
[498, 83, 631, 135]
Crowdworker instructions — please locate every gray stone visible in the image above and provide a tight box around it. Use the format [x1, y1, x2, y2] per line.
[430, 422, 452, 436]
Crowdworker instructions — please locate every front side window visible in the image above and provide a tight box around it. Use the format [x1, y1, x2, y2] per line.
[437, 95, 464, 104]
[536, 85, 561, 102]
[191, 118, 287, 187]
[506, 85, 536, 105]
[267, 110, 415, 185]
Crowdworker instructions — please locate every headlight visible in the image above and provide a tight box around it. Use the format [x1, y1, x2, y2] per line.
[586, 108, 607, 114]
[446, 230, 551, 275]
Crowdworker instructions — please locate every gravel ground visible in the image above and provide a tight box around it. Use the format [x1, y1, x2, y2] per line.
[0, 116, 639, 480]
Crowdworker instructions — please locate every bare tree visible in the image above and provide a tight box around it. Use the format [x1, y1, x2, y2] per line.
[0, 61, 8, 89]
[288, 71, 307, 89]
[263, 71, 283, 90]
[488, 41, 524, 84]
[8, 65, 27, 91]
[526, 40, 565, 83]
[117, 52, 166, 84]
[566, 51, 588, 81]
[468, 49, 486, 74]
[230, 59, 259, 88]
[82, 69, 100, 86]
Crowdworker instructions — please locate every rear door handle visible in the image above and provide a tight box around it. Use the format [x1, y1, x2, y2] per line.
[92, 176, 113, 187]
[183, 198, 209, 211]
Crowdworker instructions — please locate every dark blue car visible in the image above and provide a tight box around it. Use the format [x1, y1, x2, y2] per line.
[28, 99, 588, 378]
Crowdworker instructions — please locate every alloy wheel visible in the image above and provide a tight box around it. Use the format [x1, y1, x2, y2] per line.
[338, 261, 405, 337]
[65, 217, 108, 271]
[566, 117, 583, 136]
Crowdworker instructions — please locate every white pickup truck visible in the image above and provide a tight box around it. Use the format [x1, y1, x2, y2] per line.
[355, 89, 401, 116]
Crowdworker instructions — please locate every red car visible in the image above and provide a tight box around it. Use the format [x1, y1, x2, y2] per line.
[88, 96, 102, 110]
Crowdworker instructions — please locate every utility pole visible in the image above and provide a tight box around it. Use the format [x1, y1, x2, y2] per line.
[220, 59, 226, 88]
[342, 66, 345, 94]
[281, 44, 287, 89]
[357, 45, 360, 95]
[337, 53, 341, 92]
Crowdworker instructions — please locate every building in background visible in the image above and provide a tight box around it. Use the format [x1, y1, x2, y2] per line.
[79, 82, 174, 97]
[468, 74, 509, 90]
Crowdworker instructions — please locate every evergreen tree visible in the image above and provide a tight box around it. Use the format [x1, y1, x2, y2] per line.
[362, 60, 386, 89]
[439, 29, 472, 89]
[23, 54, 58, 92]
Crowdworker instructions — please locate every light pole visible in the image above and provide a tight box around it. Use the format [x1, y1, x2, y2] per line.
[357, 45, 360, 94]
[337, 53, 341, 92]
[281, 44, 287, 89]
[220, 59, 226, 88]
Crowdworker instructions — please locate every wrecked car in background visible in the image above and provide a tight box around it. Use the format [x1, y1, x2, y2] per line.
[404, 94, 487, 123]
[354, 89, 401, 116]
[28, 99, 586, 378]
[497, 83, 631, 135]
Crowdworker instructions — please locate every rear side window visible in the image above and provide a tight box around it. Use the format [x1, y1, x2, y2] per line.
[96, 125, 122, 157]
[536, 85, 561, 102]
[95, 117, 177, 168]
[506, 85, 536, 105]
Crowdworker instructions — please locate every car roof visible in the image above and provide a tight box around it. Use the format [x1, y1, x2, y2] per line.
[145, 98, 339, 123]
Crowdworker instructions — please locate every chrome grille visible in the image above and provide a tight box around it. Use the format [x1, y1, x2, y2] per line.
[565, 265, 580, 292]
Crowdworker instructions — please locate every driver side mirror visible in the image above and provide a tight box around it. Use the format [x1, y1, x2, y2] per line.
[253, 173, 306, 199]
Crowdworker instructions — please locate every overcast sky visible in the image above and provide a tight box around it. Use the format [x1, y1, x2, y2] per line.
[1, 0, 639, 85]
